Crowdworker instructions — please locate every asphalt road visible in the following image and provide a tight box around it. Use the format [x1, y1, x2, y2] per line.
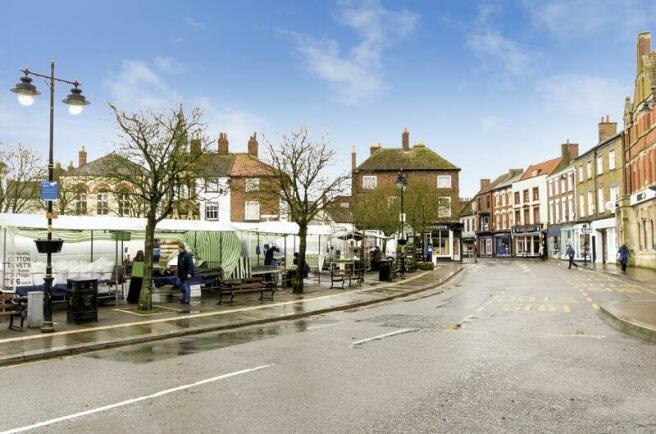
[1, 260, 655, 434]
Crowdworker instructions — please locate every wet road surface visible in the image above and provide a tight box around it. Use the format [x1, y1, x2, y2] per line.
[1, 259, 655, 433]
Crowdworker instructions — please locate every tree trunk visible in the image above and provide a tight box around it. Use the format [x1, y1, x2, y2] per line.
[293, 225, 308, 294]
[139, 216, 156, 311]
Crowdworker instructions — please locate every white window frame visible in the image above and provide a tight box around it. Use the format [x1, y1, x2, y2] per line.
[205, 202, 219, 221]
[610, 185, 619, 204]
[205, 177, 221, 193]
[586, 160, 592, 180]
[609, 150, 616, 170]
[362, 176, 377, 190]
[97, 190, 109, 216]
[245, 201, 260, 221]
[245, 178, 260, 193]
[437, 175, 452, 189]
[587, 191, 595, 216]
[597, 156, 603, 175]
[578, 165, 584, 183]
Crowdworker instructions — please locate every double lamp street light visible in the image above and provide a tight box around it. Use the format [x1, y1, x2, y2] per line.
[10, 60, 90, 333]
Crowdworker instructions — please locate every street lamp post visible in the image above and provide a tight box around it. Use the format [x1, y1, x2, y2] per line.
[10, 61, 90, 333]
[396, 172, 408, 278]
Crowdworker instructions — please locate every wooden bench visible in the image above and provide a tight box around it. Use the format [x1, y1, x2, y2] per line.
[0, 293, 26, 330]
[330, 270, 355, 289]
[217, 277, 275, 304]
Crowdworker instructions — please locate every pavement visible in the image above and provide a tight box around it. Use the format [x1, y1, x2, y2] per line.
[0, 259, 654, 433]
[575, 261, 656, 343]
[0, 263, 462, 367]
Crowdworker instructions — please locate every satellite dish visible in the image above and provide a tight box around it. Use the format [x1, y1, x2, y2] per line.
[605, 201, 616, 212]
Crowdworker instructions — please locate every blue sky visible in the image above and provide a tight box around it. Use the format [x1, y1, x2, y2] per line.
[1, 0, 656, 196]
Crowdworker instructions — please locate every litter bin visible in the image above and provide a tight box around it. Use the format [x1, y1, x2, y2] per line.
[379, 259, 392, 282]
[66, 278, 99, 324]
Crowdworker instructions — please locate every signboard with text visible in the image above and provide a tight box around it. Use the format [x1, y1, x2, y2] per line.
[40, 181, 58, 201]
[3, 251, 33, 288]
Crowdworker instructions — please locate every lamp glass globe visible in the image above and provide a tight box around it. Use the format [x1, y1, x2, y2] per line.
[17, 94, 35, 106]
[68, 105, 83, 115]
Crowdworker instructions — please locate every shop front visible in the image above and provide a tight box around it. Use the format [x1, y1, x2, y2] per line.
[493, 231, 512, 257]
[546, 224, 561, 259]
[558, 223, 576, 260]
[511, 224, 543, 258]
[429, 223, 463, 262]
[477, 232, 493, 256]
[591, 218, 617, 264]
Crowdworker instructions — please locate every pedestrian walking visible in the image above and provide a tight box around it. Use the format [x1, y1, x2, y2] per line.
[618, 243, 630, 273]
[176, 243, 195, 304]
[473, 244, 478, 263]
[126, 250, 145, 304]
[566, 244, 578, 269]
[538, 243, 545, 260]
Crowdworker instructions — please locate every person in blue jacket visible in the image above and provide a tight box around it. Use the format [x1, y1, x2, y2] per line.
[177, 243, 195, 304]
[617, 243, 630, 274]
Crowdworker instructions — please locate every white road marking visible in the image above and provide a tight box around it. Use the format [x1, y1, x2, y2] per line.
[351, 328, 419, 346]
[0, 365, 272, 434]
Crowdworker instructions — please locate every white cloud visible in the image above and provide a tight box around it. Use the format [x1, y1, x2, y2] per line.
[154, 56, 185, 74]
[520, 0, 656, 38]
[184, 17, 206, 30]
[104, 58, 265, 151]
[536, 73, 630, 115]
[467, 4, 535, 76]
[291, 0, 419, 105]
[104, 59, 182, 111]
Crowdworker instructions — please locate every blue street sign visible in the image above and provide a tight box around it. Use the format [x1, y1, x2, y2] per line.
[40, 181, 59, 201]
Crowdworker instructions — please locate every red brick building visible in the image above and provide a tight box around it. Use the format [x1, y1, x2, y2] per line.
[351, 129, 463, 261]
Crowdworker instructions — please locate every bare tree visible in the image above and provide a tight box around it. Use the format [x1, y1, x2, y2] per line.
[261, 128, 349, 293]
[108, 103, 211, 311]
[0, 143, 46, 213]
[351, 184, 400, 255]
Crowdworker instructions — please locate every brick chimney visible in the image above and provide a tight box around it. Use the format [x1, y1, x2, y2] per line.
[560, 139, 579, 164]
[402, 128, 409, 151]
[351, 146, 357, 170]
[598, 115, 617, 142]
[637, 32, 651, 71]
[218, 132, 229, 154]
[78, 146, 87, 167]
[480, 178, 491, 192]
[247, 132, 258, 159]
[370, 143, 381, 155]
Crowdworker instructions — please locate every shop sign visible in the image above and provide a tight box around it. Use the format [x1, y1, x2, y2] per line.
[4, 251, 33, 287]
[512, 225, 541, 234]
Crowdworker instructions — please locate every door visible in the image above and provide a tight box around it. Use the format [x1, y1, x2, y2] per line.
[601, 230, 607, 264]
